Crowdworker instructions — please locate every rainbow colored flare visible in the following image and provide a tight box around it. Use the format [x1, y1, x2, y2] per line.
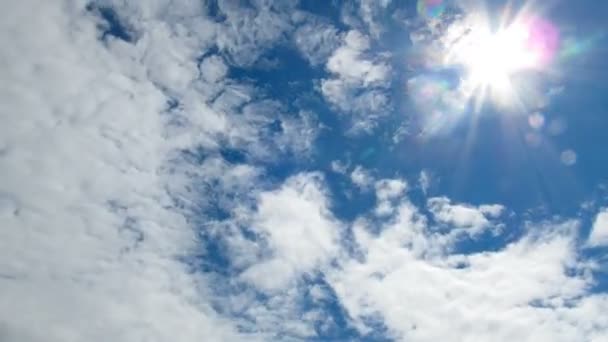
[417, 0, 445, 19]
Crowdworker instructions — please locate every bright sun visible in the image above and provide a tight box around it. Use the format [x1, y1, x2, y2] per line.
[409, 3, 567, 137]
[445, 14, 559, 108]
[466, 24, 538, 89]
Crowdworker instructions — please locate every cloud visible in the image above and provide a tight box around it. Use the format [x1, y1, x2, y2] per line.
[275, 110, 321, 157]
[374, 178, 408, 217]
[588, 209, 608, 247]
[479, 204, 506, 218]
[214, 0, 298, 67]
[427, 197, 504, 234]
[320, 30, 392, 132]
[328, 204, 606, 341]
[341, 0, 393, 38]
[326, 30, 389, 84]
[331, 160, 350, 174]
[375, 179, 407, 200]
[351, 165, 374, 189]
[293, 18, 342, 66]
[419, 170, 431, 195]
[241, 173, 341, 291]
[199, 55, 229, 83]
[0, 1, 252, 340]
[0, 1, 320, 341]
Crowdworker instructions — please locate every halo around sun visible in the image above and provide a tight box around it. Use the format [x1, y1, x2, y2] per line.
[444, 9, 560, 110]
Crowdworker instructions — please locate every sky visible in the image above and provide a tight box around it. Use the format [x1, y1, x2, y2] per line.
[1, 0, 608, 341]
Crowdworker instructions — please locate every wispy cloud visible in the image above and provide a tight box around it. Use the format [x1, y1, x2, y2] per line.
[321, 30, 392, 132]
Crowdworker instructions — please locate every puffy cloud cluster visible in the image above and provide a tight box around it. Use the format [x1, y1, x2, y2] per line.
[428, 196, 504, 234]
[241, 173, 342, 291]
[329, 218, 607, 341]
[0, 1, 245, 341]
[218, 173, 608, 341]
[0, 0, 319, 341]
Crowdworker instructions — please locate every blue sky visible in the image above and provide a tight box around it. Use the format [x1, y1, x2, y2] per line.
[2, 0, 608, 341]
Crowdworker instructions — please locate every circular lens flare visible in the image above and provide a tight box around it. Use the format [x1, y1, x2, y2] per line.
[525, 17, 560, 66]
[418, 0, 446, 19]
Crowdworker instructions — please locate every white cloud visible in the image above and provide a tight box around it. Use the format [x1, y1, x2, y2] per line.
[0, 1, 320, 341]
[330, 160, 350, 174]
[320, 78, 390, 132]
[341, 0, 393, 38]
[320, 30, 392, 131]
[427, 197, 502, 234]
[199, 55, 229, 83]
[375, 179, 407, 200]
[241, 173, 341, 291]
[588, 209, 608, 247]
[351, 165, 374, 189]
[293, 19, 341, 66]
[0, 1, 252, 340]
[215, 0, 297, 67]
[374, 179, 408, 217]
[275, 110, 320, 156]
[329, 206, 607, 341]
[326, 31, 389, 85]
[419, 170, 431, 195]
[479, 204, 506, 218]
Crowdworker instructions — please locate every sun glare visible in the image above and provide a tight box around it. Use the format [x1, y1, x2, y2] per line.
[445, 12, 560, 109]
[467, 24, 538, 88]
[409, 1, 591, 136]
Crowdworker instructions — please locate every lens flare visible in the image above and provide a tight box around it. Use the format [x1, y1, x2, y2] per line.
[559, 33, 604, 60]
[452, 16, 559, 90]
[528, 112, 545, 130]
[417, 0, 445, 19]
[560, 149, 577, 166]
[525, 17, 560, 66]
[408, 1, 590, 141]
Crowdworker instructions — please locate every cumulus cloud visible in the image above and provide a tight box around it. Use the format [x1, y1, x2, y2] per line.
[427, 197, 504, 234]
[374, 178, 408, 217]
[328, 204, 606, 341]
[351, 165, 374, 189]
[241, 173, 342, 291]
[330, 159, 350, 174]
[588, 209, 608, 247]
